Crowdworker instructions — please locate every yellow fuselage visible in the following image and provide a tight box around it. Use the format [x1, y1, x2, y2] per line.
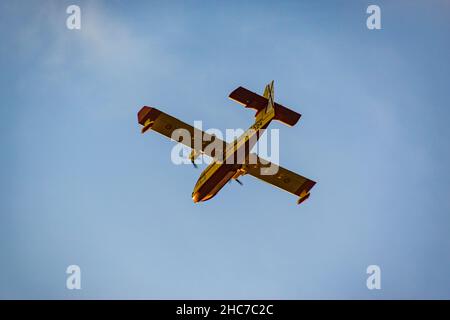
[192, 110, 274, 202]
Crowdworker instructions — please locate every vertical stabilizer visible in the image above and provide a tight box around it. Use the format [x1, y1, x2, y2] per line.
[256, 80, 275, 122]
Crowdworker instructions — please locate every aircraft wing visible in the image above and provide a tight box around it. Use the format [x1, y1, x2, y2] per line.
[244, 154, 316, 204]
[137, 106, 228, 159]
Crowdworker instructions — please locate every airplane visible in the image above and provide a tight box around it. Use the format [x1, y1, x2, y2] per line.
[137, 81, 316, 205]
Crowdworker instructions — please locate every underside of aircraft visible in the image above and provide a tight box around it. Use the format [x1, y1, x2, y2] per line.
[137, 81, 316, 205]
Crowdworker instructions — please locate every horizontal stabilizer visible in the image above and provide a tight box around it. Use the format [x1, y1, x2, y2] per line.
[229, 86, 301, 126]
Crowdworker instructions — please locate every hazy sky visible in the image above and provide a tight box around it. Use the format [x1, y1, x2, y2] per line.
[1, 0, 449, 299]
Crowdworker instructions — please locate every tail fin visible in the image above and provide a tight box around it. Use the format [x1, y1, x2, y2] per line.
[263, 80, 275, 114]
[256, 80, 275, 121]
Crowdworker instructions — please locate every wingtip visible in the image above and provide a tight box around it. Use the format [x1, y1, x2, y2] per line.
[297, 192, 310, 205]
[141, 126, 150, 134]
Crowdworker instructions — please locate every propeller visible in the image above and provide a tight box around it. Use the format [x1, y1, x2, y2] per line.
[189, 149, 200, 168]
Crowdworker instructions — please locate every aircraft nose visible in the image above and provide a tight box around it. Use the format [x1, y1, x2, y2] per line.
[192, 192, 200, 203]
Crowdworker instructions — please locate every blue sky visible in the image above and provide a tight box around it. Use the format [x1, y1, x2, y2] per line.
[1, 0, 449, 299]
